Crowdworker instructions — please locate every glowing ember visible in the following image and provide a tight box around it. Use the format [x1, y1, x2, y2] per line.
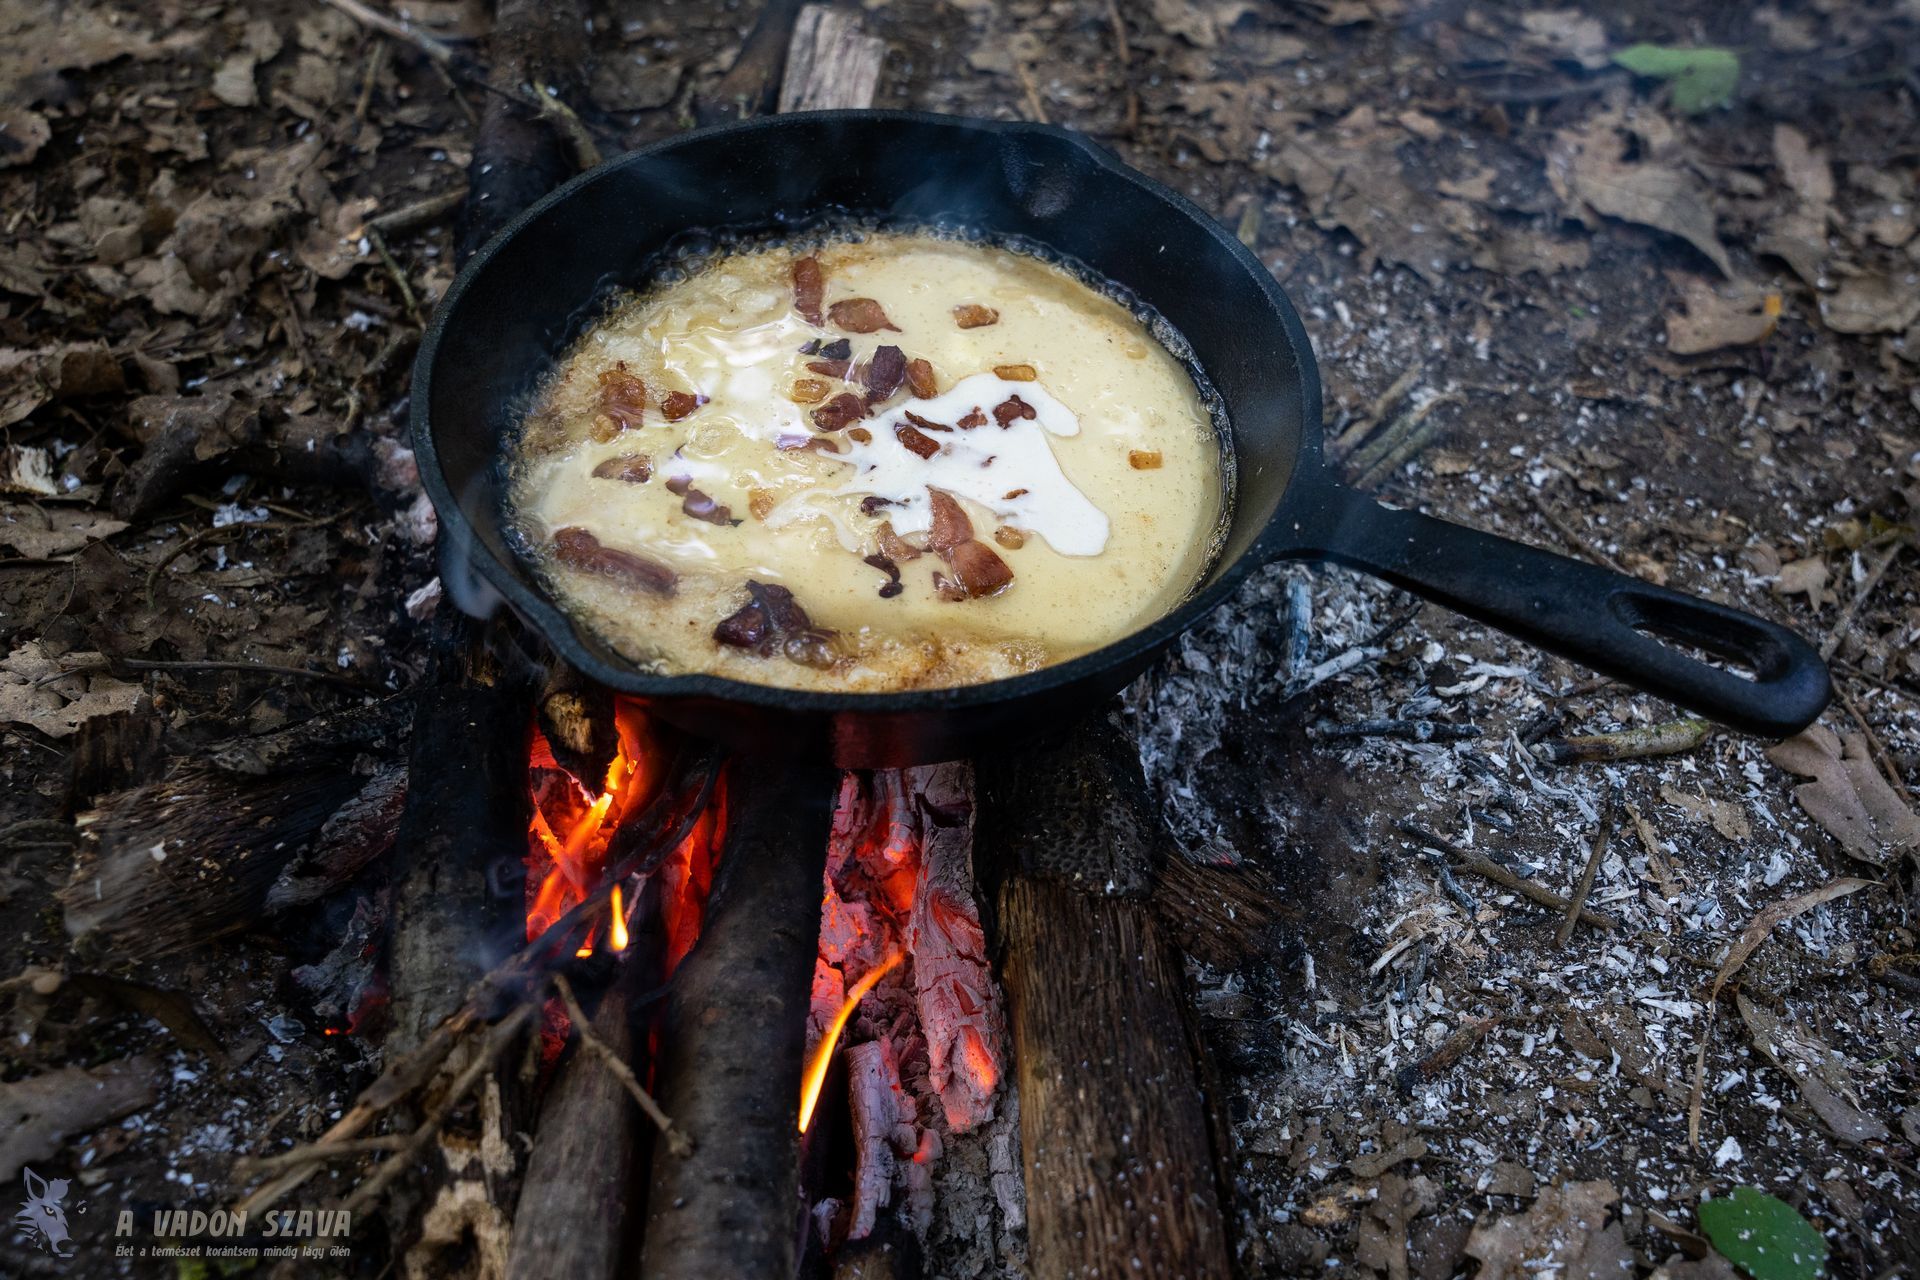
[526, 703, 653, 955]
[799, 949, 903, 1134]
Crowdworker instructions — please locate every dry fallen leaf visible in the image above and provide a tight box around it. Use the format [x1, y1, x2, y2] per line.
[0, 503, 128, 558]
[0, 105, 51, 169]
[1549, 110, 1732, 276]
[1736, 992, 1889, 1143]
[1773, 554, 1830, 609]
[1520, 10, 1611, 69]
[0, 642, 143, 739]
[1466, 1181, 1631, 1280]
[1766, 725, 1920, 866]
[1711, 877, 1875, 1004]
[0, 444, 57, 497]
[1665, 276, 1781, 354]
[1659, 783, 1752, 841]
[0, 342, 124, 427]
[0, 1056, 157, 1182]
[1819, 273, 1920, 335]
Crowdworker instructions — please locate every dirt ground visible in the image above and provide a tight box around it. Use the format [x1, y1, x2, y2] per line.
[1, 0, 1916, 1276]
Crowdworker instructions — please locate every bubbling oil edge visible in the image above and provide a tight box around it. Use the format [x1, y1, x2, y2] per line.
[497, 215, 1238, 675]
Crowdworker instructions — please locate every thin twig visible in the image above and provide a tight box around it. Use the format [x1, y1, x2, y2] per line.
[552, 974, 693, 1157]
[1530, 491, 1628, 575]
[1556, 792, 1615, 948]
[1014, 59, 1050, 123]
[1823, 538, 1907, 661]
[366, 228, 423, 326]
[1834, 681, 1915, 805]
[369, 188, 468, 236]
[234, 1134, 409, 1177]
[1398, 820, 1619, 931]
[58, 656, 373, 690]
[321, 0, 463, 66]
[353, 37, 387, 124]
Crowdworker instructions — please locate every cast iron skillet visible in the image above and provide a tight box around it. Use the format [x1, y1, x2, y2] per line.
[414, 110, 1830, 767]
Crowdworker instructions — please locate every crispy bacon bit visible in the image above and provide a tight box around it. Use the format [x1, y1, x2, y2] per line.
[552, 527, 677, 596]
[902, 410, 950, 433]
[952, 304, 999, 329]
[812, 392, 867, 432]
[877, 520, 923, 562]
[1003, 487, 1029, 499]
[863, 552, 904, 598]
[591, 453, 652, 483]
[661, 390, 708, 421]
[818, 338, 852, 360]
[806, 359, 852, 378]
[829, 298, 899, 333]
[778, 434, 843, 454]
[906, 357, 938, 399]
[932, 570, 967, 602]
[992, 363, 1037, 381]
[948, 539, 1014, 597]
[714, 580, 837, 668]
[798, 338, 822, 356]
[589, 414, 621, 443]
[681, 488, 732, 525]
[664, 474, 692, 495]
[895, 423, 941, 459]
[791, 378, 830, 404]
[1128, 449, 1164, 470]
[597, 367, 647, 430]
[749, 488, 776, 520]
[926, 487, 974, 553]
[864, 345, 906, 401]
[793, 257, 825, 326]
[847, 426, 872, 444]
[992, 395, 1037, 428]
[994, 525, 1025, 549]
[860, 495, 900, 516]
[956, 407, 988, 429]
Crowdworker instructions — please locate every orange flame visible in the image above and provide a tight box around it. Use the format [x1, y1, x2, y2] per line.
[798, 949, 903, 1134]
[528, 703, 656, 955]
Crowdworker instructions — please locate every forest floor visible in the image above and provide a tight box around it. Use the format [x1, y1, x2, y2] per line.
[1, 0, 1916, 1276]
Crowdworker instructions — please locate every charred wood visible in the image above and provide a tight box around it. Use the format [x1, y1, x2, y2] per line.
[64, 702, 166, 809]
[693, 0, 806, 127]
[1152, 853, 1297, 972]
[534, 661, 617, 790]
[977, 710, 1234, 1280]
[639, 761, 836, 1280]
[264, 763, 407, 911]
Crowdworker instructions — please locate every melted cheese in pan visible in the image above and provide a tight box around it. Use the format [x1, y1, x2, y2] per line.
[509, 233, 1224, 692]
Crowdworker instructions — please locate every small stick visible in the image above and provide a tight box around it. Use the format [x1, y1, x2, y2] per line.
[1556, 791, 1615, 948]
[1014, 58, 1050, 123]
[1834, 681, 1915, 805]
[365, 227, 423, 326]
[60, 656, 372, 690]
[1529, 491, 1629, 575]
[552, 973, 693, 1157]
[1397, 821, 1619, 931]
[322, 0, 464, 66]
[369, 188, 468, 236]
[1822, 538, 1906, 661]
[353, 37, 387, 124]
[234, 1135, 409, 1177]
[1835, 659, 1919, 705]
[1330, 365, 1421, 460]
[1315, 719, 1482, 744]
[1535, 717, 1712, 765]
[1350, 393, 1460, 489]
[1104, 0, 1138, 134]
[1394, 1014, 1498, 1095]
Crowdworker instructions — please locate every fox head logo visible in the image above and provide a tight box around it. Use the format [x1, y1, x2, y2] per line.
[15, 1167, 74, 1257]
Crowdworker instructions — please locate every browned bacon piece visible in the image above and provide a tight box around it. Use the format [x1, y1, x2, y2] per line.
[895, 423, 941, 459]
[829, 298, 900, 333]
[906, 357, 938, 399]
[792, 256, 824, 326]
[812, 392, 867, 432]
[806, 359, 852, 378]
[901, 410, 949, 434]
[906, 762, 1007, 1132]
[1129, 449, 1163, 469]
[948, 540, 1013, 598]
[864, 345, 906, 401]
[992, 363, 1036, 381]
[925, 487, 973, 554]
[790, 378, 829, 404]
[591, 454, 651, 483]
[712, 580, 836, 668]
[863, 552, 904, 599]
[992, 395, 1037, 428]
[956, 407, 988, 430]
[597, 367, 647, 430]
[680, 488, 732, 525]
[876, 521, 922, 563]
[952, 303, 999, 329]
[551, 527, 676, 596]
[660, 390, 708, 421]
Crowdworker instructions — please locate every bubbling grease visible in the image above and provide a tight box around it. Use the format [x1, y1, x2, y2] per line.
[508, 232, 1224, 691]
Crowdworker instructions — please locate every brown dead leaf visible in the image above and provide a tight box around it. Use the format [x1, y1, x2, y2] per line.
[211, 51, 260, 107]
[1766, 725, 1920, 866]
[1466, 1181, 1631, 1280]
[1356, 1173, 1438, 1280]
[1773, 554, 1830, 609]
[0, 105, 50, 168]
[1665, 277, 1781, 354]
[1736, 993, 1888, 1143]
[1658, 783, 1752, 841]
[1772, 124, 1833, 207]
[0, 642, 143, 738]
[0, 504, 127, 558]
[0, 444, 57, 498]
[1520, 11, 1611, 70]
[1710, 878, 1876, 1002]
[0, 1056, 157, 1182]
[1549, 111, 1732, 276]
[1819, 273, 1920, 335]
[0, 342, 124, 427]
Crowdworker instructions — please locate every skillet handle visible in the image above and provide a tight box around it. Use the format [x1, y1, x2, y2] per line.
[1277, 483, 1831, 737]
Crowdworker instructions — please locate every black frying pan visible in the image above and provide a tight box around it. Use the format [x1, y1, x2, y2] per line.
[413, 111, 1830, 767]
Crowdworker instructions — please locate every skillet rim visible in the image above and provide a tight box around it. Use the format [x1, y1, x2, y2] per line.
[413, 108, 1326, 712]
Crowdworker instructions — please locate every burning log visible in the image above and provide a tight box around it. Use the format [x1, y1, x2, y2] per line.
[639, 761, 837, 1280]
[534, 660, 618, 790]
[977, 710, 1235, 1280]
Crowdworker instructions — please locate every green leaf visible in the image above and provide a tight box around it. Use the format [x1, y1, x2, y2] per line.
[1611, 43, 1741, 113]
[1698, 1187, 1828, 1280]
